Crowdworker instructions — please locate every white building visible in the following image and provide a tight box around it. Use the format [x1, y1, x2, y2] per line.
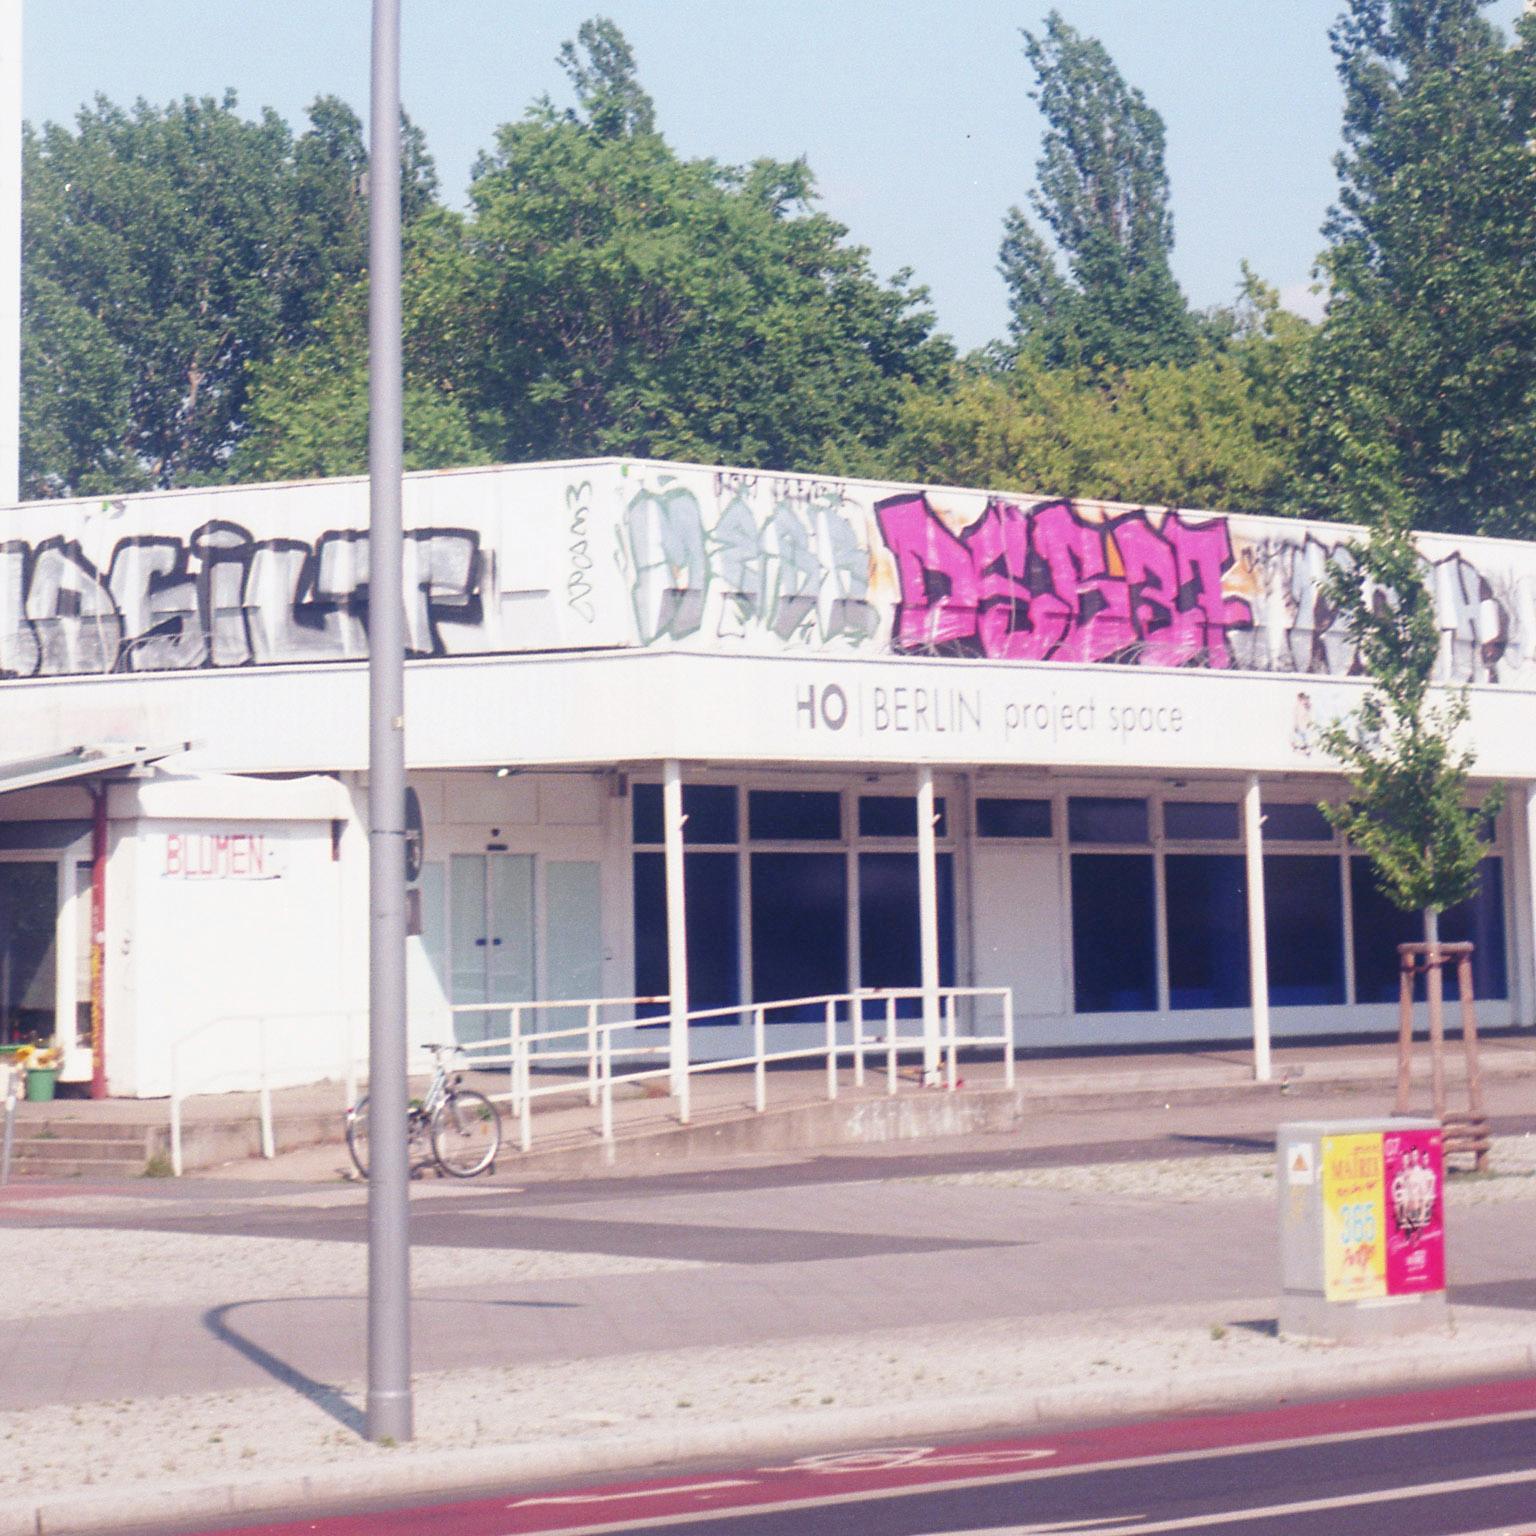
[0, 457, 1531, 1098]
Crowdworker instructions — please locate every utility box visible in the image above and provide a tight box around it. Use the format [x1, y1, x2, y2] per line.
[1278, 1119, 1448, 1340]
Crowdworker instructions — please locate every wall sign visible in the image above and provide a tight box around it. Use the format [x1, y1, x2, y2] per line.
[162, 831, 285, 881]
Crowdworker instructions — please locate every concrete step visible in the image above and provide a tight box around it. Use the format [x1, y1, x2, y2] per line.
[5, 1155, 149, 1179]
[11, 1117, 153, 1142]
[9, 1137, 149, 1164]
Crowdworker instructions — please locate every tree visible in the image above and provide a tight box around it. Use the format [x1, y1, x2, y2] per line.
[21, 92, 439, 496]
[555, 15, 656, 139]
[999, 11, 1200, 372]
[1319, 508, 1501, 953]
[1296, 0, 1536, 538]
[892, 272, 1311, 510]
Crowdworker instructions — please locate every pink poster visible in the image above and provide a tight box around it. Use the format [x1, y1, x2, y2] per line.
[1384, 1129, 1445, 1296]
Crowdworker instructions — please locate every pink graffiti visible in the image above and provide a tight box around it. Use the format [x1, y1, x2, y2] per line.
[874, 494, 1253, 669]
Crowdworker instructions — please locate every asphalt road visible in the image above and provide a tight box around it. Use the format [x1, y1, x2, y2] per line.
[128, 1376, 1536, 1536]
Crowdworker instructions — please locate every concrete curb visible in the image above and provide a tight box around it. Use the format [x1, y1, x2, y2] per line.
[8, 1330, 1535, 1536]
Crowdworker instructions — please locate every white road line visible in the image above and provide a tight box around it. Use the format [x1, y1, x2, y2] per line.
[509, 1479, 756, 1509]
[927, 1463, 1536, 1534]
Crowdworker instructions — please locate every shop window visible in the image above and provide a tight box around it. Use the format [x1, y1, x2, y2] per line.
[750, 852, 847, 1015]
[1350, 857, 1507, 1003]
[1070, 853, 1157, 1012]
[748, 790, 841, 841]
[1261, 803, 1333, 842]
[631, 783, 738, 846]
[1163, 802, 1239, 842]
[0, 862, 57, 1047]
[858, 853, 956, 1016]
[1165, 855, 1250, 1010]
[1263, 856, 1345, 1005]
[976, 798, 1052, 839]
[857, 795, 948, 838]
[633, 852, 741, 1016]
[1068, 797, 1149, 845]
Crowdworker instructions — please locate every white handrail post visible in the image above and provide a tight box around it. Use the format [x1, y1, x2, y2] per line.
[662, 759, 690, 1098]
[599, 1026, 614, 1143]
[916, 765, 942, 1084]
[854, 994, 866, 1088]
[510, 1005, 521, 1110]
[343, 1010, 359, 1111]
[885, 994, 897, 1096]
[753, 1005, 767, 1113]
[1003, 989, 1016, 1089]
[170, 1049, 183, 1178]
[1244, 774, 1273, 1083]
[824, 998, 837, 1100]
[945, 992, 957, 1092]
[258, 1020, 275, 1160]
[678, 1044, 691, 1125]
[518, 1036, 532, 1153]
[586, 1002, 599, 1107]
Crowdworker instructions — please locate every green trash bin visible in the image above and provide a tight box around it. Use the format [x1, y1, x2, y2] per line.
[24, 1068, 57, 1103]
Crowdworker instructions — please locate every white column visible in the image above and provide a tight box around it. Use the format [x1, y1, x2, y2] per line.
[0, 0, 21, 506]
[662, 760, 689, 1095]
[1523, 784, 1536, 1027]
[1244, 774, 1272, 1083]
[916, 765, 941, 1081]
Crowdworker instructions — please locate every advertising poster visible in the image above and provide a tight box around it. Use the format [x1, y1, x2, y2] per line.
[1322, 1132, 1387, 1301]
[1384, 1129, 1446, 1295]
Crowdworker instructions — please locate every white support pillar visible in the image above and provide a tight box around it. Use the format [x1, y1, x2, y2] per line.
[0, 0, 21, 507]
[917, 765, 941, 1082]
[1244, 774, 1272, 1083]
[1523, 784, 1536, 1027]
[662, 760, 689, 1096]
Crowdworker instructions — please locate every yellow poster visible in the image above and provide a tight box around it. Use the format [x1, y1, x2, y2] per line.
[1322, 1133, 1387, 1301]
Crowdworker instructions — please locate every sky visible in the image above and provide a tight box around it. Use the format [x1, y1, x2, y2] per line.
[18, 0, 1532, 353]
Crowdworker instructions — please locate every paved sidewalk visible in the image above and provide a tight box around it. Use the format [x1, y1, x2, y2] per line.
[3, 1073, 1536, 1535]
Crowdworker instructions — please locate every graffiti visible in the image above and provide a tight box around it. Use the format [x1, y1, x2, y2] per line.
[623, 475, 878, 648]
[565, 482, 597, 624]
[0, 521, 482, 679]
[875, 493, 1253, 668]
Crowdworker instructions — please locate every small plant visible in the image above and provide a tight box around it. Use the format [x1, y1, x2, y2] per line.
[1209, 1324, 1227, 1341]
[142, 1152, 174, 1178]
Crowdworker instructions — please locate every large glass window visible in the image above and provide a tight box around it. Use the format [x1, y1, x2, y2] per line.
[748, 790, 841, 841]
[1264, 856, 1345, 1005]
[633, 851, 741, 1016]
[0, 862, 57, 1047]
[1163, 802, 1240, 842]
[1262, 803, 1333, 842]
[750, 853, 848, 1017]
[976, 797, 1052, 839]
[1070, 853, 1157, 1012]
[858, 853, 956, 1015]
[632, 783, 737, 845]
[1068, 797, 1149, 845]
[1350, 857, 1507, 1002]
[1165, 855, 1250, 1009]
[857, 796, 949, 838]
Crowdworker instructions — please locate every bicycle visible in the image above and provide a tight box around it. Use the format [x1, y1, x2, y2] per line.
[346, 1043, 502, 1180]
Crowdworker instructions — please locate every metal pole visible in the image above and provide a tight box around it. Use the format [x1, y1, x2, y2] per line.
[662, 760, 690, 1097]
[365, 0, 412, 1446]
[89, 786, 108, 1099]
[0, 0, 20, 507]
[1243, 774, 1272, 1083]
[916, 766, 941, 1082]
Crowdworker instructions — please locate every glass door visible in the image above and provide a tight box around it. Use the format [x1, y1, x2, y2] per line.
[448, 853, 535, 1045]
[0, 861, 61, 1048]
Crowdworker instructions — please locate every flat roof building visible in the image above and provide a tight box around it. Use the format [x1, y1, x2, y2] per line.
[0, 457, 1530, 1098]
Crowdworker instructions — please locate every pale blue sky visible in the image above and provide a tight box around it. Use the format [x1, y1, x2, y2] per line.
[19, 1, 1530, 352]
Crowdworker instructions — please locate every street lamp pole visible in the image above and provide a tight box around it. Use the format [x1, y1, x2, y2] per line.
[365, 0, 413, 1444]
[0, 0, 21, 507]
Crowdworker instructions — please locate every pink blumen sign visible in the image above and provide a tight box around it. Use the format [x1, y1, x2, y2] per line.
[1384, 1129, 1445, 1296]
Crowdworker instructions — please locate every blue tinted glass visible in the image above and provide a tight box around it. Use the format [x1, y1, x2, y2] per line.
[750, 852, 848, 1017]
[632, 852, 740, 1014]
[1068, 797, 1149, 845]
[632, 783, 738, 845]
[1262, 803, 1334, 842]
[976, 798, 1052, 838]
[857, 796, 948, 838]
[858, 853, 956, 1017]
[1263, 855, 1345, 1004]
[1070, 853, 1157, 1012]
[1350, 857, 1506, 1002]
[749, 790, 841, 841]
[1163, 802, 1240, 841]
[1165, 855, 1250, 1009]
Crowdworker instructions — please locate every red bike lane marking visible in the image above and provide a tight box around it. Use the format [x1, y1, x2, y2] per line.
[198, 1374, 1536, 1536]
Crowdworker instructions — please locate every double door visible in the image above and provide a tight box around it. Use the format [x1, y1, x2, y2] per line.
[448, 852, 603, 1047]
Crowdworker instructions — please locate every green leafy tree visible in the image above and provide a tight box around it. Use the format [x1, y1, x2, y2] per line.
[555, 15, 656, 139]
[21, 91, 439, 496]
[999, 11, 1200, 372]
[1296, 0, 1536, 537]
[1319, 509, 1501, 951]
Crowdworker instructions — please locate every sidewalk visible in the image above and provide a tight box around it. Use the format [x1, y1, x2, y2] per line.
[2, 1061, 1536, 1534]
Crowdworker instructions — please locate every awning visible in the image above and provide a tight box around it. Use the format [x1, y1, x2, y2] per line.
[0, 742, 188, 796]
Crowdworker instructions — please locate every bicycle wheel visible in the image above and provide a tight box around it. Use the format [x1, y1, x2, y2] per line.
[430, 1088, 501, 1177]
[345, 1095, 371, 1179]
